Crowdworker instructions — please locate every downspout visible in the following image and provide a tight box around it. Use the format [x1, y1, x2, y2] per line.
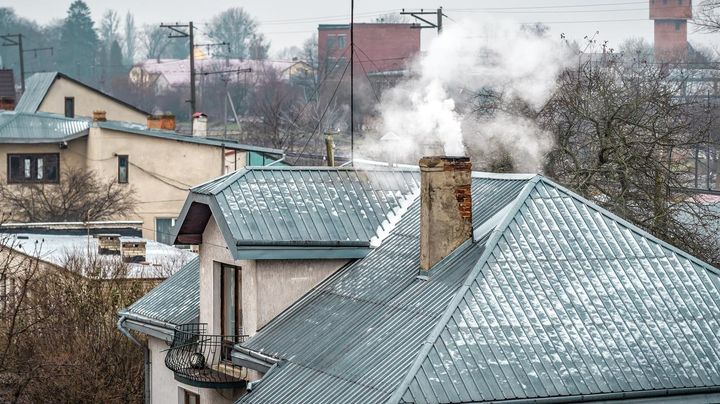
[118, 316, 151, 404]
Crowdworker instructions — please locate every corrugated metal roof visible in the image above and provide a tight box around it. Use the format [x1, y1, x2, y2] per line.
[237, 176, 720, 404]
[399, 179, 720, 403]
[98, 120, 283, 154]
[0, 111, 90, 143]
[14, 72, 56, 113]
[181, 167, 421, 257]
[120, 256, 199, 326]
[0, 69, 16, 100]
[237, 176, 530, 404]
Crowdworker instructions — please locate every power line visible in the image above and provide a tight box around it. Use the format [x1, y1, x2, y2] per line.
[446, 1, 646, 11]
[160, 22, 196, 118]
[294, 60, 350, 165]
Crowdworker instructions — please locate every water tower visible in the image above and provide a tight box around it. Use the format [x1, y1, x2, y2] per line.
[650, 0, 692, 62]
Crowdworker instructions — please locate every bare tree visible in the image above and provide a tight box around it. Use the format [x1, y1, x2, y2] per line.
[123, 11, 137, 65]
[540, 56, 720, 264]
[694, 0, 720, 32]
[0, 168, 136, 222]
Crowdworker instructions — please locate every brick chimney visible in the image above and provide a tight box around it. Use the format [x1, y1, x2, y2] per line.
[147, 114, 176, 131]
[92, 110, 107, 122]
[121, 238, 147, 263]
[419, 156, 472, 271]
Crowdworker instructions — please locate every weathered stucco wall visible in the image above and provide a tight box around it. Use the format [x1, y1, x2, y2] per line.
[255, 259, 348, 329]
[86, 126, 245, 239]
[38, 77, 148, 124]
[199, 217, 349, 335]
[149, 336, 183, 404]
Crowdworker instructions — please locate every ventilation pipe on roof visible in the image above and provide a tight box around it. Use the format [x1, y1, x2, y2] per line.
[419, 156, 473, 271]
[192, 112, 208, 137]
[325, 132, 335, 167]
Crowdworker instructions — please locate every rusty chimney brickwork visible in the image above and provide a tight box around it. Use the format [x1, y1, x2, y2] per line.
[92, 110, 107, 122]
[419, 156, 473, 271]
[147, 114, 176, 131]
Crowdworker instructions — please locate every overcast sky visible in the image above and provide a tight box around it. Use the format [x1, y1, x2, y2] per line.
[4, 0, 718, 55]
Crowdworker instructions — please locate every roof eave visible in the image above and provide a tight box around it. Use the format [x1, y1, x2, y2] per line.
[235, 245, 371, 260]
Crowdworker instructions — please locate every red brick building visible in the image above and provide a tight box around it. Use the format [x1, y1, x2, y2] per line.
[650, 0, 692, 62]
[317, 23, 420, 78]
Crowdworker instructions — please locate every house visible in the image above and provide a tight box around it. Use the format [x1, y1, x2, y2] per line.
[129, 59, 314, 95]
[0, 108, 284, 242]
[318, 23, 420, 78]
[650, 0, 692, 62]
[119, 158, 720, 404]
[15, 71, 150, 124]
[0, 69, 16, 110]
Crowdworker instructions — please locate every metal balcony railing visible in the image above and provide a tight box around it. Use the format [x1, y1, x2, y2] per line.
[164, 323, 249, 388]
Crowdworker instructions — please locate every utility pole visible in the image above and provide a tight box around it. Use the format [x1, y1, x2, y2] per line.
[1, 34, 25, 93]
[400, 7, 446, 34]
[350, 0, 355, 165]
[160, 22, 196, 118]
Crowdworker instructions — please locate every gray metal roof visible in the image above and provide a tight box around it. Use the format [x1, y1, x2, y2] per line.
[15, 71, 151, 115]
[176, 166, 422, 259]
[98, 120, 283, 154]
[14, 72, 56, 113]
[237, 175, 720, 404]
[0, 111, 90, 143]
[119, 256, 199, 327]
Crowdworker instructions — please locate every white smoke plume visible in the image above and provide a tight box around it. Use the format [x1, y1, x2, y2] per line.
[369, 19, 573, 171]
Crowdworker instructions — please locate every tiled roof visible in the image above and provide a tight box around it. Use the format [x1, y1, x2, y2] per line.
[0, 111, 90, 143]
[120, 256, 199, 326]
[176, 166, 422, 259]
[237, 175, 720, 404]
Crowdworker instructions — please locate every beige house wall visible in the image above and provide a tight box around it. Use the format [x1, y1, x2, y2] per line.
[199, 217, 348, 336]
[0, 126, 248, 240]
[87, 126, 247, 239]
[38, 77, 147, 124]
[0, 137, 88, 183]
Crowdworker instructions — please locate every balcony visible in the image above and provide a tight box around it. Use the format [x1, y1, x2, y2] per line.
[164, 323, 249, 388]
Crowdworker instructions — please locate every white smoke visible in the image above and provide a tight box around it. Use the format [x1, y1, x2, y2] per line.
[372, 19, 573, 171]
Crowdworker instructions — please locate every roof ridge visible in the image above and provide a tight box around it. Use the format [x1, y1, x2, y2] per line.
[192, 169, 249, 195]
[536, 176, 720, 277]
[385, 175, 543, 404]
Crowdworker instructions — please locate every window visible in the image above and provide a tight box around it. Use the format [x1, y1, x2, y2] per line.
[675, 21, 682, 31]
[220, 264, 241, 361]
[337, 34, 346, 49]
[179, 388, 200, 404]
[327, 35, 337, 50]
[117, 155, 128, 183]
[64, 97, 74, 118]
[7, 153, 59, 183]
[156, 218, 176, 245]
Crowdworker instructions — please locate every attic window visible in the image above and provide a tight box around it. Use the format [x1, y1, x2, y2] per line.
[7, 153, 59, 183]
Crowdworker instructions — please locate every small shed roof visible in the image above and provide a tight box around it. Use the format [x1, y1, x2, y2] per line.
[174, 166, 422, 259]
[0, 111, 90, 143]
